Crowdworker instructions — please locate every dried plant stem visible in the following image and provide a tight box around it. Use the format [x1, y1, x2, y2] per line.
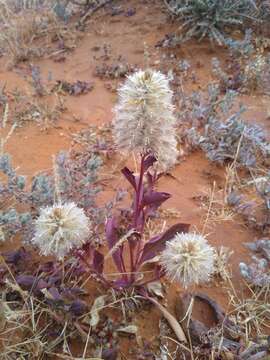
[78, 0, 113, 25]
[143, 41, 150, 68]
[202, 181, 216, 234]
[82, 323, 92, 358]
[52, 154, 61, 203]
[186, 296, 195, 360]
[133, 154, 145, 231]
[146, 296, 187, 343]
[0, 103, 17, 155]
[163, 0, 177, 14]
[104, 228, 136, 261]
[232, 128, 245, 168]
[2, 101, 9, 127]
[0, 256, 18, 287]
[162, 336, 191, 353]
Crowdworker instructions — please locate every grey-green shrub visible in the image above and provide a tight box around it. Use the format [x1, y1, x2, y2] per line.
[165, 0, 258, 45]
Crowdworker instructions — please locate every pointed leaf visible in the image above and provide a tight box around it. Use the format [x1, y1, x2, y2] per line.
[143, 191, 171, 207]
[16, 275, 36, 290]
[147, 280, 164, 298]
[47, 287, 62, 301]
[40, 261, 56, 273]
[105, 217, 123, 273]
[113, 278, 130, 289]
[89, 295, 106, 327]
[4, 248, 28, 265]
[148, 296, 187, 343]
[117, 324, 138, 335]
[69, 299, 87, 317]
[121, 167, 136, 190]
[37, 279, 49, 290]
[139, 223, 190, 265]
[143, 154, 157, 172]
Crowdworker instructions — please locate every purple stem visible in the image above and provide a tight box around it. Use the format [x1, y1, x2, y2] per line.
[129, 154, 146, 282]
[119, 248, 129, 282]
[133, 153, 145, 231]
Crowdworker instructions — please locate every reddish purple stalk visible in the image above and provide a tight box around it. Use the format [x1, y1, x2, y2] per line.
[75, 152, 188, 290]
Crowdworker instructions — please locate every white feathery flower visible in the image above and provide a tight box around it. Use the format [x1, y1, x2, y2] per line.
[160, 232, 215, 288]
[113, 69, 178, 171]
[32, 202, 91, 260]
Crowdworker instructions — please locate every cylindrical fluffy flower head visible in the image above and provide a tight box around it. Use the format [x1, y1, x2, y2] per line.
[160, 232, 215, 288]
[113, 69, 178, 171]
[32, 202, 91, 260]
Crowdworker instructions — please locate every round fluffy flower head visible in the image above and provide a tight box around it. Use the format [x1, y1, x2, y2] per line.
[113, 69, 178, 171]
[32, 202, 91, 260]
[160, 232, 215, 288]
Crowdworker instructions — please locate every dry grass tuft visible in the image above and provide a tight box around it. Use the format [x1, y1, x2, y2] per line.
[228, 283, 270, 339]
[213, 246, 234, 282]
[0, 1, 78, 66]
[0, 279, 64, 359]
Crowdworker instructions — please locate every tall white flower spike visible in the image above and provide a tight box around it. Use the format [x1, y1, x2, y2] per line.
[113, 69, 178, 171]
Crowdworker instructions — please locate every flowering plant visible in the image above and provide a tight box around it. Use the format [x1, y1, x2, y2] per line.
[25, 69, 215, 292]
[73, 70, 214, 290]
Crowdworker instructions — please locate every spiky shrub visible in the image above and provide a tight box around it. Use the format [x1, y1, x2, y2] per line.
[0, 4, 48, 63]
[225, 28, 255, 58]
[257, 0, 270, 35]
[240, 239, 270, 286]
[240, 258, 270, 286]
[0, 149, 103, 244]
[164, 0, 258, 45]
[193, 115, 270, 167]
[0, 153, 31, 240]
[52, 151, 104, 224]
[212, 52, 270, 95]
[243, 54, 270, 93]
[0, 1, 79, 65]
[252, 172, 270, 233]
[180, 85, 270, 168]
[181, 85, 270, 235]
